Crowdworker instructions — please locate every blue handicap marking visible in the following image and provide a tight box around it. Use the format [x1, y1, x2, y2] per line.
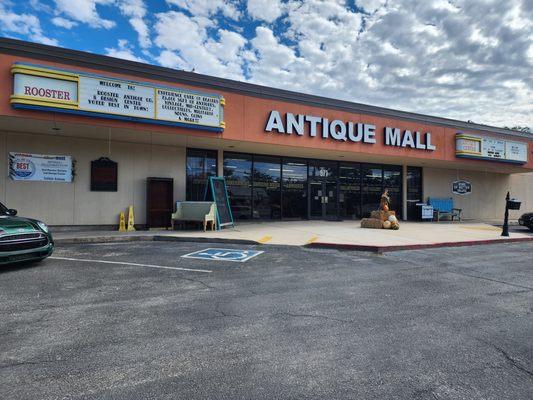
[181, 248, 264, 263]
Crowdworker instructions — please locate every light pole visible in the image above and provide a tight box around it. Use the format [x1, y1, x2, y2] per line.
[501, 191, 510, 237]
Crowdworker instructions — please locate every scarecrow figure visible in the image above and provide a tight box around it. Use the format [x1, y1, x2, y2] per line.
[380, 189, 390, 212]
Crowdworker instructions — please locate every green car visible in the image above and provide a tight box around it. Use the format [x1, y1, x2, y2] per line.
[0, 202, 54, 265]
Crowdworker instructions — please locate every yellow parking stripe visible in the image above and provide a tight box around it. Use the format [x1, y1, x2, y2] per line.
[258, 235, 272, 243]
[306, 235, 318, 244]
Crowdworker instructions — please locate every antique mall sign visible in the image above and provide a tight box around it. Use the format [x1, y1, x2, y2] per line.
[265, 110, 436, 151]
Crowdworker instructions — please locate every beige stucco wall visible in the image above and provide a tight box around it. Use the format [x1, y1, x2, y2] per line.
[1, 129, 531, 225]
[509, 172, 533, 219]
[0, 131, 186, 225]
[423, 167, 533, 221]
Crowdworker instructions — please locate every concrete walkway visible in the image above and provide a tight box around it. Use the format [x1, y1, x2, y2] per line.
[52, 220, 533, 252]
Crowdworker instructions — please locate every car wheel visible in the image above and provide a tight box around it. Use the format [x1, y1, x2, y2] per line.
[528, 225, 533, 232]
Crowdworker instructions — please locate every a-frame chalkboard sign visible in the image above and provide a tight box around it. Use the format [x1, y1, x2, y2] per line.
[205, 176, 234, 229]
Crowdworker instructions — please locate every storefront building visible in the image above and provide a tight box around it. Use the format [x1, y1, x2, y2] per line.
[1, 38, 532, 227]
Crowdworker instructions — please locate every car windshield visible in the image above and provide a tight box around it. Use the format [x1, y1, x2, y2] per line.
[0, 202, 8, 215]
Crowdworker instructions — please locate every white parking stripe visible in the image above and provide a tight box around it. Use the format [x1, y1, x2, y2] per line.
[49, 256, 212, 273]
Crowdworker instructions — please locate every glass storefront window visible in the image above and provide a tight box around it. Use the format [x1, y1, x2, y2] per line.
[383, 166, 402, 213]
[223, 153, 252, 219]
[253, 155, 281, 219]
[361, 164, 383, 217]
[221, 151, 407, 222]
[282, 159, 307, 219]
[186, 148, 217, 201]
[339, 163, 361, 219]
[309, 160, 337, 179]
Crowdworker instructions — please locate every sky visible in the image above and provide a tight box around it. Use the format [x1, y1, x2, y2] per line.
[0, 0, 532, 129]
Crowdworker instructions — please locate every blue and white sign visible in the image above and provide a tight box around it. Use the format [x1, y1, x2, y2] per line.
[9, 152, 73, 182]
[182, 248, 264, 263]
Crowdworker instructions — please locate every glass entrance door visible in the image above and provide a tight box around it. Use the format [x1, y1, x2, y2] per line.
[309, 181, 323, 218]
[308, 180, 338, 219]
[324, 181, 338, 219]
[407, 167, 422, 220]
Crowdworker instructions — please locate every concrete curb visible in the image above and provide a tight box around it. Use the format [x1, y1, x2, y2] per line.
[54, 234, 533, 253]
[306, 236, 533, 254]
[153, 236, 260, 246]
[54, 236, 155, 245]
[54, 235, 261, 246]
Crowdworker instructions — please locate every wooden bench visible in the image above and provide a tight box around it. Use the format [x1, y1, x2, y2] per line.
[427, 197, 462, 221]
[171, 201, 216, 231]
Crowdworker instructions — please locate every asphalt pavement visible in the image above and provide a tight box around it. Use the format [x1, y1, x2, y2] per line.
[1, 241, 532, 399]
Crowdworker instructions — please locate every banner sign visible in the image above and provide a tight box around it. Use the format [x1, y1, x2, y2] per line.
[452, 180, 472, 195]
[10, 63, 225, 132]
[9, 152, 73, 182]
[456, 133, 527, 164]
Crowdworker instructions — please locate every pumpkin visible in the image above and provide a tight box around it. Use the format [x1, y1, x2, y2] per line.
[391, 222, 400, 230]
[388, 215, 397, 223]
[382, 220, 392, 229]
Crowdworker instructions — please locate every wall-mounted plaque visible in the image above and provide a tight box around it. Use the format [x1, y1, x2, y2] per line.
[91, 157, 118, 191]
[452, 180, 472, 195]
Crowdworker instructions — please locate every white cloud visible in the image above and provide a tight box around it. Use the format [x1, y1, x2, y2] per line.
[250, 26, 297, 73]
[205, 29, 247, 63]
[105, 39, 146, 62]
[356, 0, 387, 12]
[154, 11, 246, 80]
[51, 16, 78, 29]
[247, 0, 283, 23]
[29, 0, 55, 13]
[6, 0, 531, 128]
[166, 0, 241, 20]
[118, 0, 151, 48]
[154, 11, 206, 51]
[157, 49, 188, 69]
[0, 3, 58, 46]
[54, 0, 115, 29]
[241, 0, 533, 128]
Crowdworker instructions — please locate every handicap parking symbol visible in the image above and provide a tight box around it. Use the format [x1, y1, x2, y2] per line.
[181, 248, 264, 263]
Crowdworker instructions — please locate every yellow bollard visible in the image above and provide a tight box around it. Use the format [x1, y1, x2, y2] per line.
[127, 205, 135, 231]
[118, 212, 126, 232]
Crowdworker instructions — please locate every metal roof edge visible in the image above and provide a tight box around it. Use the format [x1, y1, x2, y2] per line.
[1, 37, 531, 140]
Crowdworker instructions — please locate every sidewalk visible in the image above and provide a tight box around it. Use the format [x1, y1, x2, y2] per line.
[52, 220, 533, 253]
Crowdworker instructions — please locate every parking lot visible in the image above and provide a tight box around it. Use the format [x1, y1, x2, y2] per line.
[1, 241, 532, 399]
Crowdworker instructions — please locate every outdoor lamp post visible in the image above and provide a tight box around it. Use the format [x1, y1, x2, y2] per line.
[501, 191, 521, 237]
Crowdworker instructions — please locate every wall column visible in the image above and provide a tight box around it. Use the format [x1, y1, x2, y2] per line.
[402, 164, 408, 221]
[217, 149, 224, 177]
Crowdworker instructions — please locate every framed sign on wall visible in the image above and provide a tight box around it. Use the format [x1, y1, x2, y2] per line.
[452, 180, 472, 195]
[91, 157, 118, 191]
